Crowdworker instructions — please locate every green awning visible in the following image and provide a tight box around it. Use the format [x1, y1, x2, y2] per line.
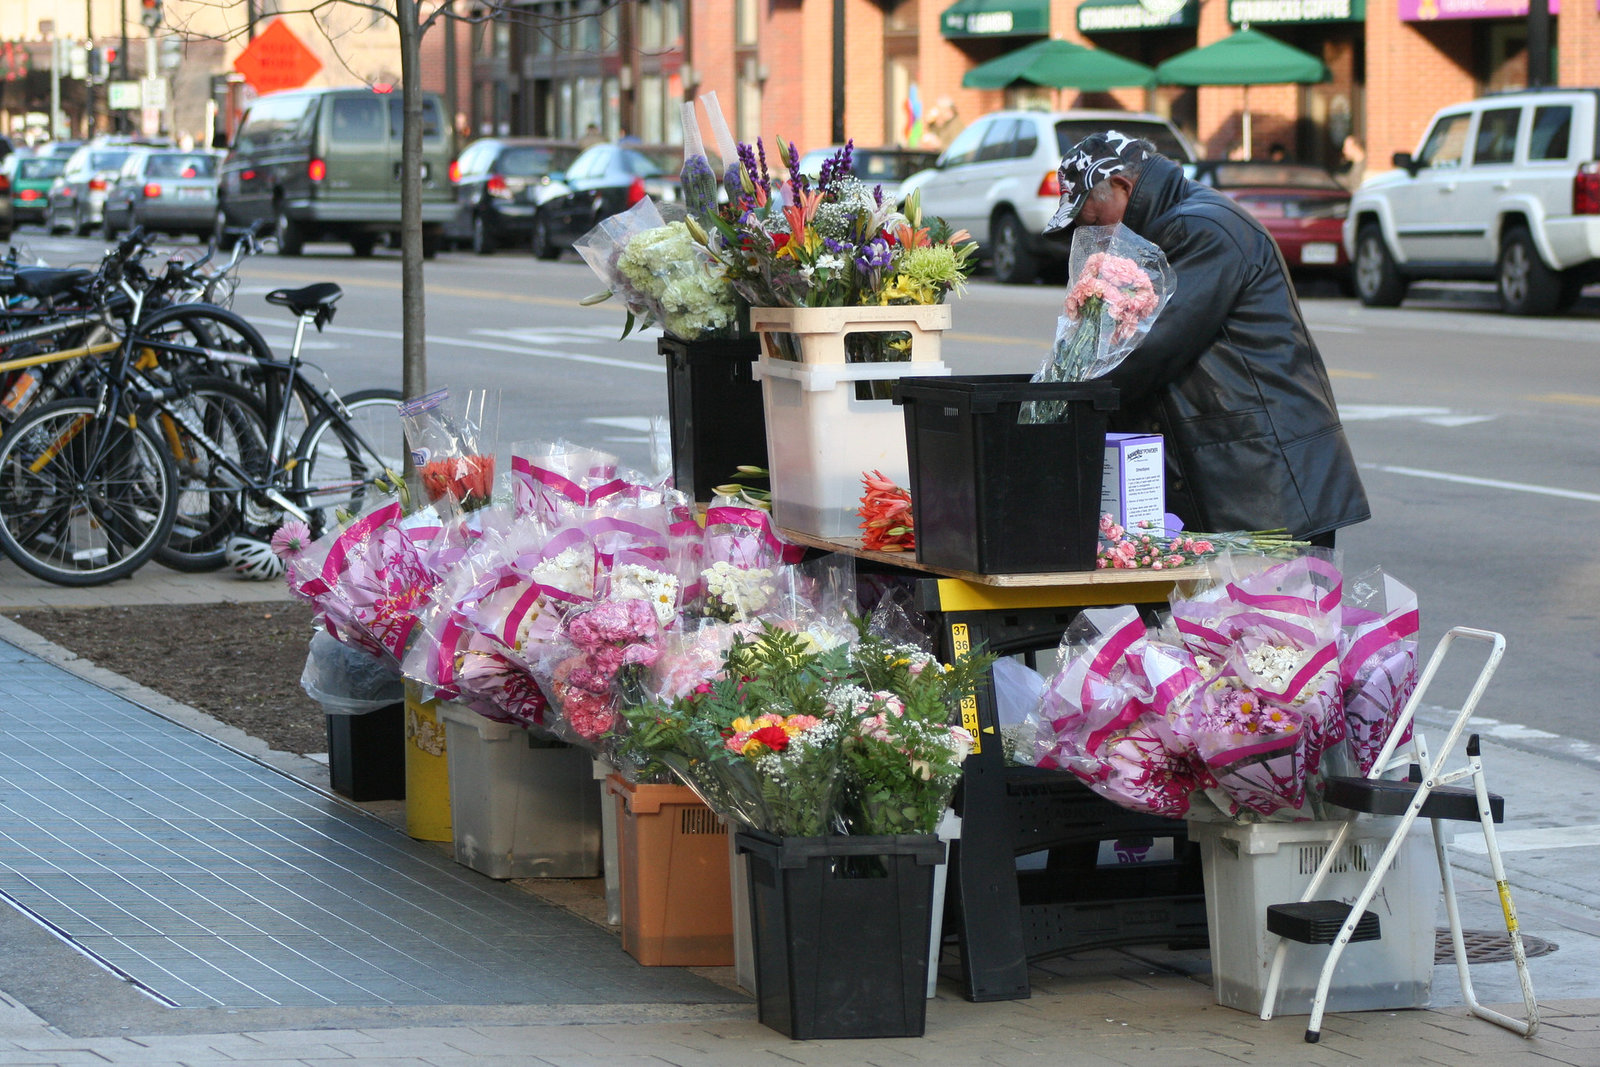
[1077, 0, 1199, 34]
[941, 0, 1051, 38]
[1227, 0, 1365, 23]
[962, 38, 1157, 91]
[1155, 28, 1327, 85]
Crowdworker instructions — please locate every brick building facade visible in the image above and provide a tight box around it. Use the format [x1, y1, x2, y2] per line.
[432, 0, 1600, 178]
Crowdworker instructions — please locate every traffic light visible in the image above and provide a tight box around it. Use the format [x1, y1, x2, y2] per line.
[104, 45, 119, 72]
[140, 0, 163, 30]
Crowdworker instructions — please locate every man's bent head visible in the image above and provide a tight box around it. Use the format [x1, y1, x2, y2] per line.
[1044, 131, 1158, 236]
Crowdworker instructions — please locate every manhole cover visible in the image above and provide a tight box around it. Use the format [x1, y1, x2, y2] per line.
[1435, 928, 1558, 965]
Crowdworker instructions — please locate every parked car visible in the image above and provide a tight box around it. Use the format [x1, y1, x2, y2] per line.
[897, 109, 1198, 284]
[1192, 161, 1350, 282]
[795, 145, 941, 206]
[102, 149, 220, 241]
[39, 140, 85, 160]
[7, 153, 66, 228]
[47, 140, 164, 236]
[1344, 87, 1600, 315]
[446, 137, 581, 255]
[217, 86, 454, 257]
[0, 152, 16, 240]
[532, 143, 681, 258]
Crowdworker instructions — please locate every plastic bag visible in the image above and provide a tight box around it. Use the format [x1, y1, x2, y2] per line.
[679, 99, 719, 221]
[399, 388, 496, 512]
[510, 439, 626, 523]
[575, 197, 670, 334]
[993, 656, 1049, 767]
[300, 631, 404, 715]
[1022, 223, 1174, 423]
[700, 91, 742, 205]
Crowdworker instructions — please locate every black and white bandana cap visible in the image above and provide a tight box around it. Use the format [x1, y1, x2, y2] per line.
[1042, 130, 1153, 236]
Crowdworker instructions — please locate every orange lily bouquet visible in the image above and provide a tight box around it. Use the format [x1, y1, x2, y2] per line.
[687, 138, 977, 310]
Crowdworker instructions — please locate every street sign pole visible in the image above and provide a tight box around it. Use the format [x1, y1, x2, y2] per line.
[143, 31, 159, 136]
[50, 37, 64, 140]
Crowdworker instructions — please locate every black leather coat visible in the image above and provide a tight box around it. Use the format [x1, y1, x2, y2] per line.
[1099, 155, 1370, 539]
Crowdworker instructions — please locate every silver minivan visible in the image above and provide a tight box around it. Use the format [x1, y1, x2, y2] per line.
[898, 109, 1197, 284]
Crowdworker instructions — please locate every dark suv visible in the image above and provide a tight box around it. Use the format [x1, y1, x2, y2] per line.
[217, 87, 454, 257]
[447, 137, 581, 255]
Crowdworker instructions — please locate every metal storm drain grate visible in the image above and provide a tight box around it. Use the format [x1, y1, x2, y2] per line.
[1436, 928, 1558, 965]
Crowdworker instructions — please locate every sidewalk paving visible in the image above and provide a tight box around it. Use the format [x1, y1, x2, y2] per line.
[0, 561, 1595, 1065]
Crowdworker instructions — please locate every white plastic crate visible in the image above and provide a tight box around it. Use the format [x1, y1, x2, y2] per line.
[1189, 817, 1438, 1016]
[438, 702, 602, 879]
[750, 304, 950, 365]
[755, 356, 949, 538]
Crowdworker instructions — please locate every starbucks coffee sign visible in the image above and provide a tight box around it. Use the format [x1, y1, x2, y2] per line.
[1228, 0, 1364, 21]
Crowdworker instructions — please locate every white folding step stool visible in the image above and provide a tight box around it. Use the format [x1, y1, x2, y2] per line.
[1259, 626, 1539, 1043]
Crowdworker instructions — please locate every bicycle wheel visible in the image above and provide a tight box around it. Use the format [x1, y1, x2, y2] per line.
[134, 303, 309, 424]
[292, 388, 405, 531]
[0, 399, 178, 586]
[151, 376, 272, 573]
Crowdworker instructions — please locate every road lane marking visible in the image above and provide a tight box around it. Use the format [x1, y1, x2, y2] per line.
[1340, 404, 1496, 426]
[1532, 393, 1600, 407]
[243, 268, 591, 309]
[329, 325, 664, 373]
[1364, 463, 1600, 502]
[1451, 824, 1600, 855]
[1327, 369, 1377, 379]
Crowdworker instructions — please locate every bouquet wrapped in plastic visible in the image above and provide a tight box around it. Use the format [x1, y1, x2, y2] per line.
[1022, 223, 1174, 423]
[399, 389, 496, 512]
[543, 598, 662, 744]
[1339, 568, 1420, 775]
[510, 440, 628, 523]
[1037, 606, 1205, 817]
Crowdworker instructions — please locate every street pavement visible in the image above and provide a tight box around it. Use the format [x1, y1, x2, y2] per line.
[0, 564, 1596, 1065]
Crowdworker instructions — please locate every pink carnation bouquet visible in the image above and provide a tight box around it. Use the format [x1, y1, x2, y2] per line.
[1023, 223, 1173, 423]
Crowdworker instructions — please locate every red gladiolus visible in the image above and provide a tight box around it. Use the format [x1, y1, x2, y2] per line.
[858, 469, 915, 552]
[421, 454, 496, 510]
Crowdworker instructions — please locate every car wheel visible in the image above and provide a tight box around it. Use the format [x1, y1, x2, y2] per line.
[470, 214, 495, 255]
[531, 212, 560, 261]
[1353, 225, 1407, 307]
[422, 227, 443, 260]
[73, 205, 92, 238]
[349, 234, 377, 257]
[102, 211, 119, 241]
[990, 212, 1038, 286]
[274, 202, 304, 256]
[1497, 228, 1561, 316]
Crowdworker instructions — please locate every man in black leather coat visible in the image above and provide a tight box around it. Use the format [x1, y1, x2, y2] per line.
[1043, 133, 1369, 546]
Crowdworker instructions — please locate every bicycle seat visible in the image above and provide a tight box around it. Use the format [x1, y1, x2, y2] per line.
[10, 268, 95, 301]
[266, 282, 343, 318]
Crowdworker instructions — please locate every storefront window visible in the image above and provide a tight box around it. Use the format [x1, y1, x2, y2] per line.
[638, 74, 664, 142]
[663, 0, 683, 46]
[738, 73, 762, 143]
[639, 0, 663, 50]
[578, 0, 602, 52]
[602, 3, 620, 47]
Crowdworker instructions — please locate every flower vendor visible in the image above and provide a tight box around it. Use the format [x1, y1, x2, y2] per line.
[1042, 132, 1369, 548]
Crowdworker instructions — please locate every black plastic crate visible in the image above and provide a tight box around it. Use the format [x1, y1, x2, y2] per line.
[736, 830, 945, 1039]
[325, 703, 406, 801]
[894, 375, 1119, 574]
[660, 335, 766, 502]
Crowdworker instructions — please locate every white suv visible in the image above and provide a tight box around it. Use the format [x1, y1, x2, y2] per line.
[898, 109, 1197, 285]
[1344, 88, 1600, 315]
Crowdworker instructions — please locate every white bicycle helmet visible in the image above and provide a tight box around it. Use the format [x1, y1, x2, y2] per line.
[225, 535, 286, 581]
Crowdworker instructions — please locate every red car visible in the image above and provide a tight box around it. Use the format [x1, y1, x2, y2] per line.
[1192, 161, 1351, 284]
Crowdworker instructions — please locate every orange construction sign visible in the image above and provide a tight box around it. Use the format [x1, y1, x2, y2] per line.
[232, 19, 323, 95]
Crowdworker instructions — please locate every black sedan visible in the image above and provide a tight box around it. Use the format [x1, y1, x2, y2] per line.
[532, 143, 681, 259]
[447, 137, 582, 255]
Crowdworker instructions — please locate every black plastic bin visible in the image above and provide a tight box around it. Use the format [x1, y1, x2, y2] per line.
[661, 335, 766, 501]
[736, 829, 945, 1040]
[894, 375, 1119, 574]
[325, 703, 406, 801]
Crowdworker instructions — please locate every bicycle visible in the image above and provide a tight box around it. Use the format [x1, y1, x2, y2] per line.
[0, 271, 403, 585]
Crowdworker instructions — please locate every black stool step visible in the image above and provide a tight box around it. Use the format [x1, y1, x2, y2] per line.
[1323, 776, 1504, 823]
[1267, 900, 1382, 945]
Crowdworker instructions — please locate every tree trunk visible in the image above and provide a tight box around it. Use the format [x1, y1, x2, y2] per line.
[397, 0, 426, 402]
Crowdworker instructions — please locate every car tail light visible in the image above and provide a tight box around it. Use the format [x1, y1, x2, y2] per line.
[486, 173, 511, 199]
[1575, 162, 1600, 215]
[308, 158, 326, 182]
[626, 175, 647, 206]
[1038, 170, 1060, 198]
[143, 183, 162, 198]
[89, 178, 108, 192]
[448, 159, 461, 183]
[19, 189, 40, 201]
